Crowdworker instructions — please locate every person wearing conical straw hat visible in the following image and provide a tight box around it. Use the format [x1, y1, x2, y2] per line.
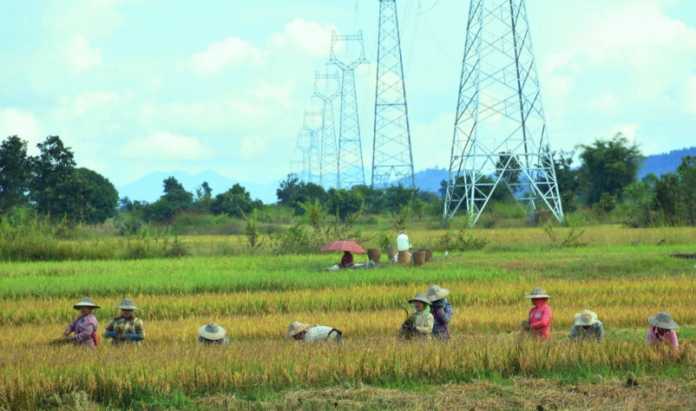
[64, 297, 100, 348]
[103, 298, 145, 346]
[569, 310, 604, 343]
[198, 322, 229, 346]
[285, 321, 342, 343]
[646, 312, 679, 353]
[521, 287, 552, 339]
[401, 292, 434, 339]
[427, 285, 453, 340]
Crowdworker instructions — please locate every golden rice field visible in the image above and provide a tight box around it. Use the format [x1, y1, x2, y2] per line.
[1, 225, 696, 410]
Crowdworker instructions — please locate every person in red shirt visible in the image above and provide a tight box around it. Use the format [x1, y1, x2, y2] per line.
[522, 287, 552, 339]
[340, 251, 354, 269]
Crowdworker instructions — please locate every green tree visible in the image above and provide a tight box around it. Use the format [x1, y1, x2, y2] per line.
[0, 136, 32, 213]
[289, 182, 327, 215]
[577, 133, 644, 204]
[74, 168, 119, 224]
[144, 177, 194, 222]
[552, 151, 580, 212]
[210, 184, 262, 217]
[276, 174, 300, 204]
[326, 188, 365, 221]
[194, 181, 213, 213]
[30, 136, 78, 218]
[351, 185, 386, 214]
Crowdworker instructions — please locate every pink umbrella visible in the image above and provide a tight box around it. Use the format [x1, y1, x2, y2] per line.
[320, 240, 366, 254]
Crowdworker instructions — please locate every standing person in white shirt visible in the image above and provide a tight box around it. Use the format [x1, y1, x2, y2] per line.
[285, 321, 342, 342]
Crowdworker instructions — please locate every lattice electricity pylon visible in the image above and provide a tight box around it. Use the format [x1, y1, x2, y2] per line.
[443, 0, 564, 226]
[330, 31, 368, 189]
[301, 110, 323, 185]
[295, 129, 311, 183]
[372, 0, 415, 189]
[313, 71, 341, 189]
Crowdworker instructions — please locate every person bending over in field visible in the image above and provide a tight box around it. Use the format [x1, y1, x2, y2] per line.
[569, 309, 604, 343]
[401, 292, 434, 340]
[285, 321, 342, 342]
[103, 298, 145, 346]
[198, 322, 229, 346]
[521, 287, 552, 340]
[340, 251, 355, 269]
[64, 296, 100, 348]
[427, 285, 452, 341]
[646, 312, 679, 354]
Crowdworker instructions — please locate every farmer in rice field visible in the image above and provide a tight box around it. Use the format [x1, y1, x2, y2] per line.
[521, 287, 552, 339]
[339, 251, 355, 269]
[401, 292, 434, 339]
[285, 321, 342, 342]
[427, 285, 453, 340]
[198, 322, 229, 346]
[64, 296, 99, 348]
[646, 312, 679, 353]
[569, 309, 604, 343]
[103, 298, 145, 346]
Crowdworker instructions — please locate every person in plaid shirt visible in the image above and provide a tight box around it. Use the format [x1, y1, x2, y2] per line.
[103, 298, 145, 346]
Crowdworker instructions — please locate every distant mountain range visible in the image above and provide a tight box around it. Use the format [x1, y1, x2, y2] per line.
[117, 147, 696, 204]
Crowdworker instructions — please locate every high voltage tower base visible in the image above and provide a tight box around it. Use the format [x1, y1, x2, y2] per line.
[330, 31, 368, 189]
[301, 110, 323, 184]
[443, 0, 564, 226]
[313, 71, 341, 189]
[372, 0, 415, 189]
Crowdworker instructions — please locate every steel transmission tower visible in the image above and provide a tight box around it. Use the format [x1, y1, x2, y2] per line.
[313, 71, 341, 189]
[330, 31, 368, 189]
[443, 0, 564, 226]
[372, 0, 415, 189]
[302, 110, 323, 184]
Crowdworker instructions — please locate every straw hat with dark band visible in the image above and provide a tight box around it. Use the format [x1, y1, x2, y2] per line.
[285, 321, 310, 339]
[198, 322, 226, 340]
[73, 296, 100, 310]
[524, 287, 550, 299]
[648, 312, 679, 330]
[574, 310, 599, 326]
[115, 298, 139, 310]
[408, 292, 431, 305]
[426, 285, 449, 302]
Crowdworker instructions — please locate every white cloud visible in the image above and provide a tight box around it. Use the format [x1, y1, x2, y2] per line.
[120, 132, 213, 160]
[69, 36, 102, 73]
[0, 109, 43, 148]
[269, 19, 337, 57]
[190, 37, 265, 75]
[686, 75, 696, 116]
[71, 91, 119, 116]
[239, 136, 268, 159]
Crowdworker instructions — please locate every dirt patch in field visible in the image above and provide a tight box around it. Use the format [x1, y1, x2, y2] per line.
[193, 377, 696, 410]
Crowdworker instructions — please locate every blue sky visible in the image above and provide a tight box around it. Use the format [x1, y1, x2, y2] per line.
[1, 0, 695, 188]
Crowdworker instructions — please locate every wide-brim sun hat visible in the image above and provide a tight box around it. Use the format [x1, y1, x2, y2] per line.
[73, 296, 100, 310]
[426, 285, 449, 302]
[198, 322, 226, 340]
[648, 312, 679, 330]
[408, 292, 431, 305]
[524, 287, 550, 299]
[115, 298, 139, 310]
[285, 321, 310, 339]
[574, 309, 599, 326]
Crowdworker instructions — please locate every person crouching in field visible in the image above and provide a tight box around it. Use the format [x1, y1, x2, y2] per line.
[103, 298, 145, 346]
[401, 292, 434, 339]
[64, 297, 99, 347]
[285, 321, 342, 342]
[340, 251, 355, 269]
[569, 309, 604, 343]
[427, 285, 453, 341]
[521, 287, 552, 339]
[198, 322, 229, 346]
[646, 312, 679, 354]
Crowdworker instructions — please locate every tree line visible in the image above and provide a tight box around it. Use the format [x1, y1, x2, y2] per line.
[1, 133, 694, 228]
